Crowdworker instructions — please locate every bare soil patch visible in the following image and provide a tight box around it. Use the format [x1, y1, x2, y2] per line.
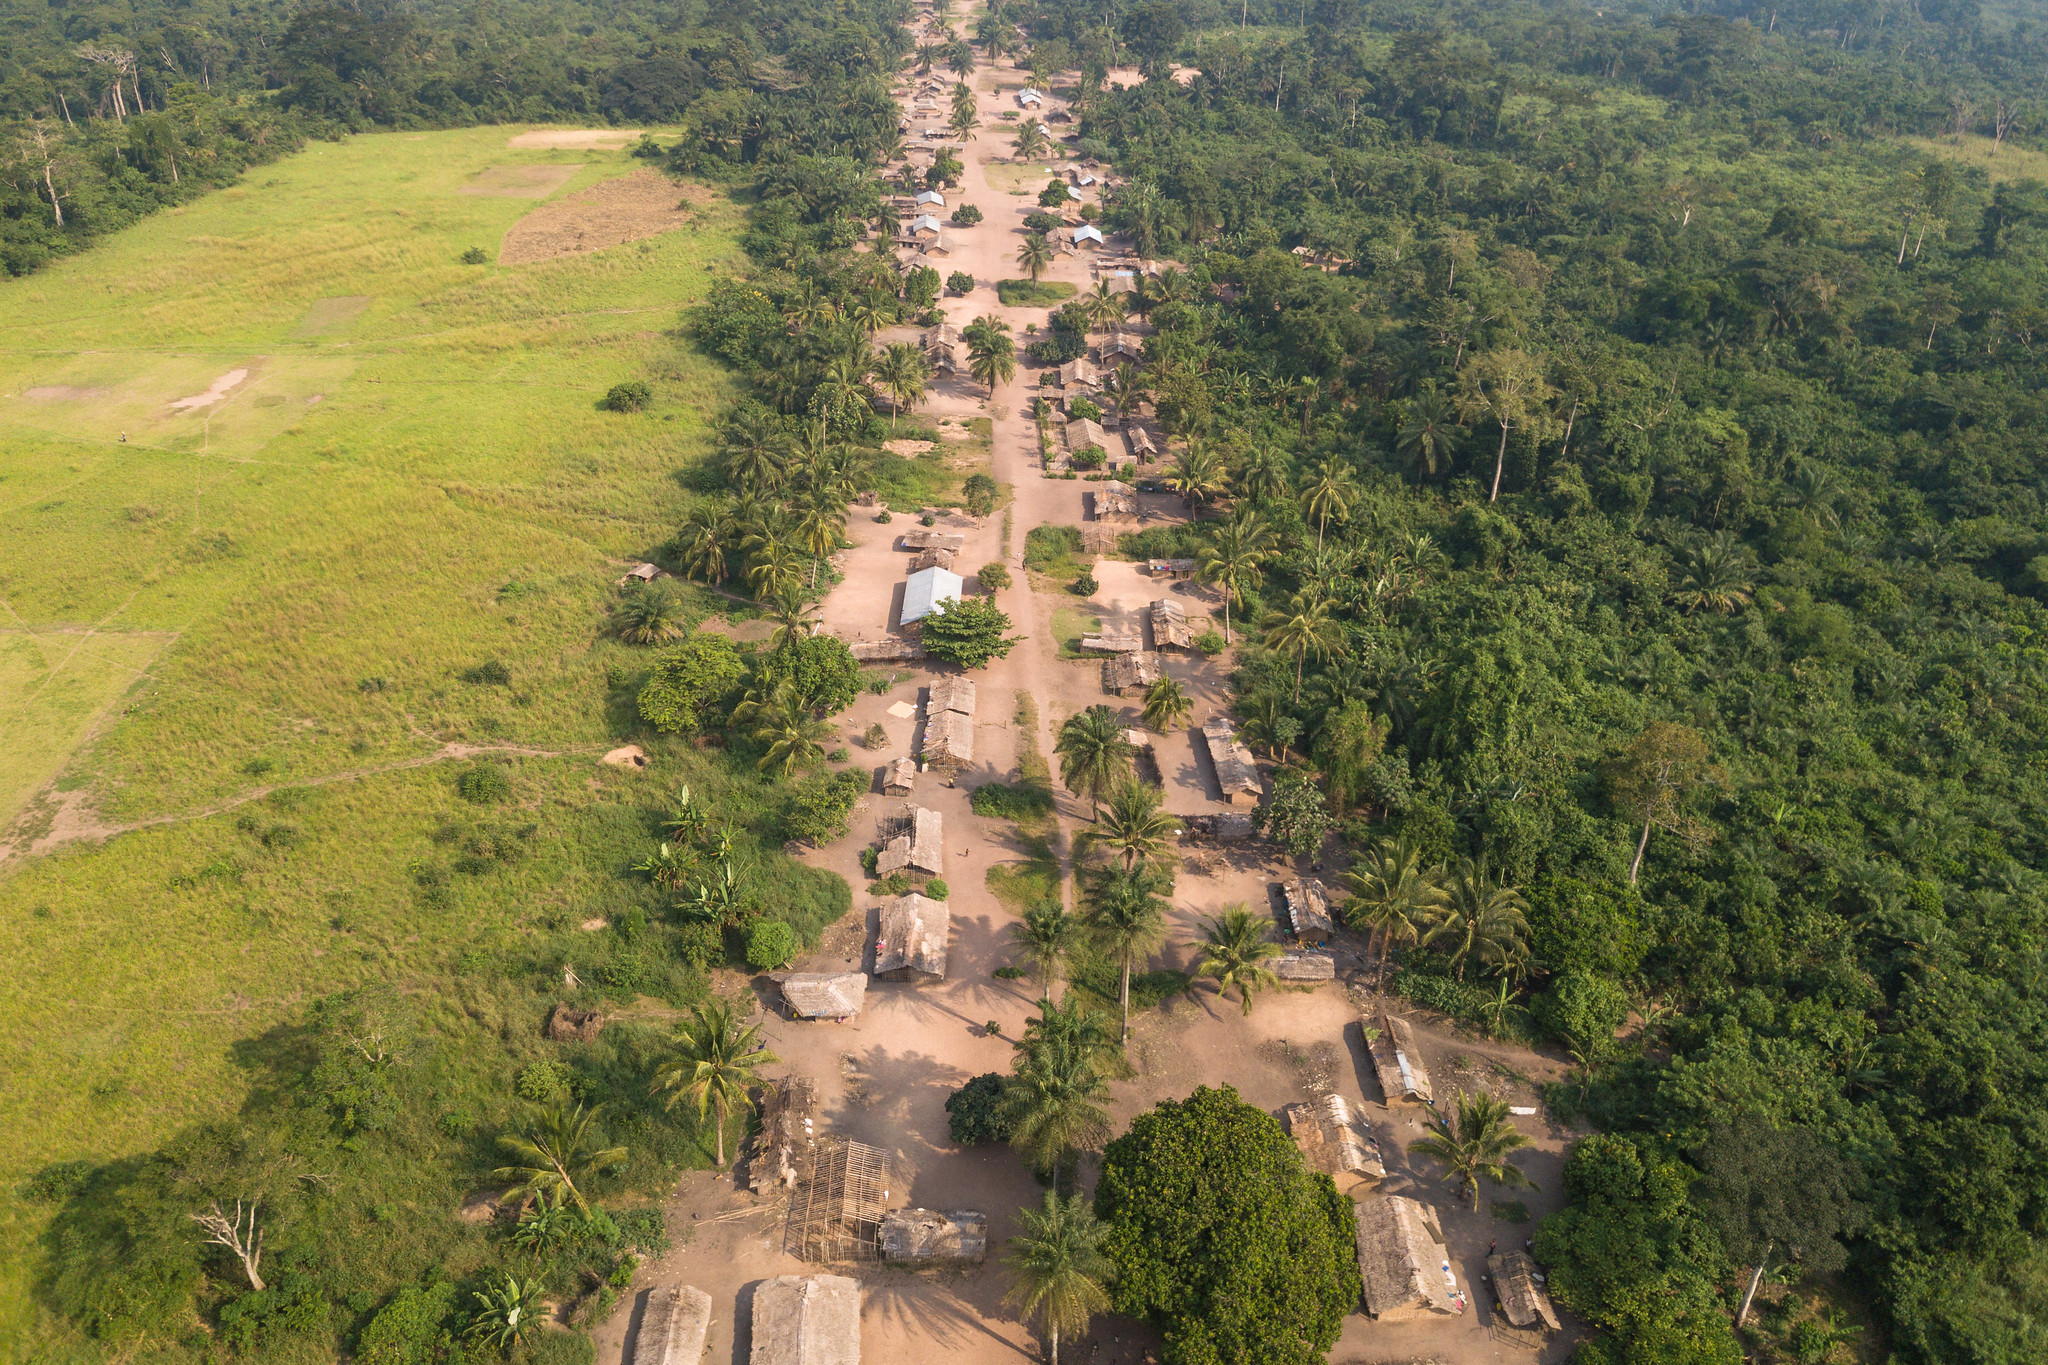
[170, 363, 259, 413]
[291, 295, 372, 338]
[498, 169, 703, 265]
[506, 129, 641, 149]
[20, 385, 109, 402]
[883, 439, 936, 457]
[458, 164, 584, 200]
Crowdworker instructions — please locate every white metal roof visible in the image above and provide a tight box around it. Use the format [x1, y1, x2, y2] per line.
[1072, 224, 1104, 244]
[911, 214, 944, 233]
[901, 566, 964, 624]
[915, 189, 945, 206]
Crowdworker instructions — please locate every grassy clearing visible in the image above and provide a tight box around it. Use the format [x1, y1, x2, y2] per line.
[0, 629, 173, 823]
[1024, 524, 1089, 583]
[982, 161, 1067, 195]
[996, 279, 1078, 307]
[1903, 133, 2048, 185]
[1052, 606, 1104, 660]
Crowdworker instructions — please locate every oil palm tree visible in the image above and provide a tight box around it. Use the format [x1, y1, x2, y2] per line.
[1081, 865, 1169, 1041]
[650, 999, 781, 1168]
[1017, 232, 1054, 281]
[1672, 531, 1756, 614]
[1198, 511, 1274, 644]
[1012, 118, 1049, 161]
[1409, 1091, 1534, 1211]
[1004, 1193, 1113, 1365]
[1054, 705, 1134, 813]
[1234, 443, 1291, 504]
[998, 1022, 1113, 1176]
[966, 324, 1016, 396]
[1189, 905, 1284, 1015]
[1076, 781, 1180, 873]
[1140, 674, 1191, 732]
[1100, 364, 1149, 422]
[492, 1102, 627, 1213]
[765, 588, 821, 650]
[614, 584, 687, 644]
[873, 342, 929, 430]
[1262, 592, 1346, 703]
[794, 486, 847, 588]
[1084, 279, 1130, 332]
[1395, 387, 1460, 483]
[720, 408, 792, 491]
[847, 288, 894, 334]
[1011, 900, 1078, 999]
[740, 683, 830, 777]
[674, 504, 733, 585]
[1302, 454, 1359, 550]
[1340, 835, 1447, 983]
[1422, 857, 1530, 980]
[1167, 441, 1228, 511]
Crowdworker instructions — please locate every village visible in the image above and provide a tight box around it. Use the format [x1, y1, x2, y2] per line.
[594, 11, 1582, 1365]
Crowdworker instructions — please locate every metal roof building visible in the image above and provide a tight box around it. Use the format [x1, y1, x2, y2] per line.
[901, 567, 963, 625]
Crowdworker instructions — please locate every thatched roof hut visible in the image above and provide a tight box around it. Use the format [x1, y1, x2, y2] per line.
[1106, 651, 1163, 697]
[848, 637, 925, 662]
[1283, 1094, 1385, 1192]
[1354, 1194, 1459, 1320]
[884, 757, 917, 796]
[753, 1075, 818, 1191]
[1273, 950, 1336, 982]
[910, 545, 957, 572]
[632, 1284, 712, 1365]
[750, 1275, 861, 1365]
[786, 1140, 891, 1263]
[927, 676, 977, 716]
[876, 806, 945, 877]
[1126, 426, 1158, 458]
[1285, 878, 1334, 940]
[879, 1208, 987, 1263]
[1057, 357, 1100, 390]
[1200, 715, 1263, 806]
[918, 709, 974, 765]
[1065, 417, 1108, 452]
[1150, 598, 1193, 650]
[546, 1004, 605, 1041]
[1090, 481, 1138, 521]
[876, 893, 949, 981]
[1488, 1249, 1560, 1330]
[782, 973, 867, 1021]
[1080, 629, 1144, 653]
[1366, 1011, 1433, 1104]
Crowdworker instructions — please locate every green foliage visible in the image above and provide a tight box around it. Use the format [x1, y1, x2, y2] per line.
[1255, 769, 1331, 859]
[996, 278, 1079, 307]
[745, 919, 799, 971]
[916, 597, 1022, 669]
[1025, 524, 1086, 577]
[457, 763, 512, 805]
[963, 472, 1000, 517]
[637, 632, 746, 734]
[1533, 971, 1632, 1061]
[976, 560, 1012, 592]
[460, 247, 489, 265]
[1194, 629, 1226, 654]
[945, 1073, 1016, 1145]
[947, 271, 975, 295]
[1097, 1086, 1360, 1365]
[782, 768, 867, 845]
[604, 382, 653, 413]
[950, 204, 983, 226]
[924, 877, 950, 900]
[757, 635, 862, 717]
[516, 1061, 577, 1105]
[1525, 877, 1645, 980]
[971, 781, 1056, 819]
[1070, 568, 1099, 595]
[355, 1282, 458, 1365]
[217, 1271, 331, 1354]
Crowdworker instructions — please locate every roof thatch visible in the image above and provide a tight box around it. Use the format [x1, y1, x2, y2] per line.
[879, 1209, 988, 1263]
[848, 638, 926, 662]
[876, 893, 949, 980]
[750, 1275, 861, 1365]
[911, 545, 957, 572]
[546, 1004, 605, 1041]
[1146, 556, 1196, 576]
[1366, 1011, 1433, 1104]
[1080, 630, 1144, 654]
[927, 676, 977, 716]
[1182, 812, 1256, 843]
[1058, 358, 1100, 389]
[1065, 417, 1107, 452]
[899, 528, 966, 551]
[884, 757, 917, 796]
[1106, 651, 1163, 696]
[918, 709, 975, 765]
[876, 807, 945, 878]
[1284, 1094, 1385, 1188]
[632, 1284, 712, 1365]
[1285, 878, 1334, 939]
[1150, 598, 1194, 649]
[1200, 716, 1262, 804]
[1489, 1249, 1561, 1330]
[1091, 483, 1138, 520]
[1274, 950, 1336, 982]
[619, 562, 668, 585]
[1354, 1194, 1458, 1319]
[753, 1075, 818, 1191]
[782, 973, 868, 1020]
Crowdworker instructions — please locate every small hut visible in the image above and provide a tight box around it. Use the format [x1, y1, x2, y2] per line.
[782, 973, 868, 1022]
[1057, 357, 1100, 390]
[1146, 556, 1197, 578]
[880, 1209, 988, 1263]
[753, 1075, 818, 1191]
[1090, 481, 1138, 521]
[883, 757, 917, 796]
[546, 1004, 605, 1041]
[899, 528, 966, 552]
[910, 545, 957, 572]
[1100, 331, 1144, 363]
[1125, 426, 1158, 460]
[1488, 1249, 1561, 1330]
[1080, 629, 1144, 653]
[1366, 1011, 1433, 1104]
[1065, 417, 1108, 453]
[877, 807, 945, 877]
[918, 709, 975, 766]
[875, 893, 950, 981]
[750, 1275, 861, 1365]
[1354, 1194, 1459, 1320]
[1106, 651, 1163, 697]
[849, 639, 926, 662]
[909, 213, 943, 239]
[1150, 598, 1194, 650]
[1200, 715, 1263, 806]
[617, 563, 668, 586]
[1284, 1094, 1385, 1192]
[632, 1285, 712, 1365]
[1273, 950, 1336, 982]
[1285, 878, 1334, 940]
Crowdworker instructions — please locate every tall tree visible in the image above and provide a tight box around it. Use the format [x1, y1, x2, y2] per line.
[1421, 858, 1529, 980]
[1457, 349, 1554, 503]
[1081, 865, 1169, 1040]
[1198, 511, 1274, 644]
[1261, 592, 1344, 703]
[1189, 906, 1284, 1014]
[1340, 835, 1448, 982]
[1005, 1193, 1113, 1365]
[1606, 722, 1722, 884]
[1055, 705, 1135, 813]
[1076, 781, 1180, 873]
[1695, 1115, 1865, 1327]
[1409, 1091, 1534, 1211]
[1011, 900, 1078, 1000]
[649, 1000, 780, 1167]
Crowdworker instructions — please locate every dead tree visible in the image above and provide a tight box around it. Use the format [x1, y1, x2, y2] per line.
[76, 46, 136, 122]
[1992, 96, 2022, 157]
[191, 1200, 266, 1291]
[14, 121, 66, 227]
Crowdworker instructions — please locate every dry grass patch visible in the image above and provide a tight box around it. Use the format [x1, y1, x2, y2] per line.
[507, 128, 642, 149]
[458, 164, 584, 199]
[1903, 133, 2048, 185]
[500, 169, 707, 265]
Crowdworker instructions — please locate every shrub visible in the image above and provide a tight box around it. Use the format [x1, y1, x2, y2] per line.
[1068, 397, 1103, 423]
[462, 659, 511, 686]
[675, 922, 723, 972]
[1070, 445, 1106, 471]
[945, 1073, 1015, 1145]
[863, 722, 888, 748]
[746, 920, 800, 971]
[977, 562, 1012, 593]
[460, 247, 488, 265]
[604, 381, 652, 412]
[996, 278, 1079, 308]
[963, 472, 999, 516]
[1023, 524, 1083, 573]
[924, 877, 950, 900]
[1039, 178, 1073, 207]
[638, 632, 746, 734]
[1071, 569, 1098, 596]
[970, 781, 1055, 818]
[457, 764, 512, 804]
[950, 203, 983, 225]
[1195, 629, 1226, 654]
[783, 768, 867, 845]
[355, 1282, 458, 1365]
[757, 634, 862, 716]
[947, 271, 975, 295]
[516, 1061, 576, 1104]
[1532, 970, 1631, 1061]
[1023, 211, 1063, 232]
[994, 965, 1027, 980]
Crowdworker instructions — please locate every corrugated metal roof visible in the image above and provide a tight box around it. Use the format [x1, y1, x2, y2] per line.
[901, 567, 963, 624]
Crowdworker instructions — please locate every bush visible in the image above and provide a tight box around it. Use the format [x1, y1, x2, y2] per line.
[1195, 629, 1226, 654]
[604, 380, 652, 412]
[945, 1073, 1015, 1145]
[746, 920, 800, 971]
[947, 271, 975, 295]
[1532, 970, 1631, 1060]
[950, 203, 983, 225]
[460, 246, 488, 265]
[457, 764, 512, 804]
[977, 562, 1012, 593]
[355, 1282, 458, 1365]
[462, 659, 511, 686]
[924, 877, 950, 900]
[675, 922, 723, 972]
[1023, 211, 1064, 232]
[1024, 524, 1084, 573]
[783, 768, 867, 845]
[963, 472, 999, 517]
[971, 781, 1056, 819]
[996, 278, 1079, 307]
[1068, 396, 1103, 422]
[1070, 569, 1098, 596]
[516, 1061, 576, 1103]
[1070, 445, 1106, 471]
[638, 632, 746, 734]
[1039, 178, 1073, 207]
[757, 634, 862, 716]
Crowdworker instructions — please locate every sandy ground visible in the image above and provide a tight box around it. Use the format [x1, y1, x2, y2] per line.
[458, 164, 584, 199]
[500, 169, 708, 265]
[591, 23, 1587, 1365]
[508, 129, 644, 149]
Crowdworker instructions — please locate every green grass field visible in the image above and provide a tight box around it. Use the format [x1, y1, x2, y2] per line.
[0, 126, 835, 1358]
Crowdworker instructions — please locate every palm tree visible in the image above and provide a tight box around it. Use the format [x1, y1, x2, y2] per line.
[1140, 674, 1191, 732]
[1422, 858, 1530, 980]
[1340, 835, 1447, 983]
[1004, 1193, 1113, 1365]
[1081, 865, 1169, 1041]
[1084, 279, 1130, 332]
[1302, 454, 1358, 551]
[1017, 233, 1054, 281]
[1076, 781, 1180, 873]
[1011, 900, 1078, 999]
[847, 288, 894, 334]
[1672, 532, 1755, 614]
[873, 342, 929, 430]
[1100, 364, 1149, 422]
[1017, 994, 1129, 1075]
[740, 684, 830, 777]
[720, 408, 792, 491]
[1409, 1091, 1534, 1211]
[1012, 118, 1049, 161]
[794, 487, 847, 588]
[999, 1024, 1114, 1176]
[493, 1103, 627, 1213]
[1234, 443, 1291, 504]
[1054, 705, 1135, 813]
[674, 504, 732, 585]
[614, 584, 687, 644]
[1396, 388, 1460, 482]
[465, 1274, 548, 1353]
[1190, 905, 1284, 1014]
[1167, 442, 1229, 511]
[1198, 512, 1274, 644]
[650, 1000, 781, 1168]
[1262, 592, 1346, 703]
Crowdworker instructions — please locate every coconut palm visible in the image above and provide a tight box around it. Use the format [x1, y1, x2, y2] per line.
[614, 583, 687, 644]
[1262, 592, 1346, 703]
[1100, 364, 1149, 422]
[1421, 857, 1530, 980]
[847, 288, 894, 334]
[1054, 705, 1135, 813]
[650, 999, 781, 1168]
[492, 1103, 627, 1214]
[1340, 835, 1448, 983]
[1012, 118, 1049, 161]
[873, 342, 929, 430]
[1189, 905, 1284, 1015]
[740, 683, 831, 777]
[1140, 674, 1191, 732]
[1234, 443, 1291, 504]
[1011, 900, 1078, 999]
[465, 1274, 548, 1353]
[1076, 782, 1180, 873]
[1302, 454, 1359, 550]
[674, 504, 732, 585]
[1081, 864, 1169, 1041]
[1396, 388, 1460, 482]
[720, 408, 793, 491]
[1084, 279, 1130, 332]
[1672, 531, 1756, 614]
[1198, 511, 1274, 644]
[794, 486, 847, 588]
[1017, 232, 1055, 281]
[1167, 441, 1229, 510]
[1409, 1091, 1534, 1211]
[1005, 1193, 1113, 1365]
[765, 588, 822, 650]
